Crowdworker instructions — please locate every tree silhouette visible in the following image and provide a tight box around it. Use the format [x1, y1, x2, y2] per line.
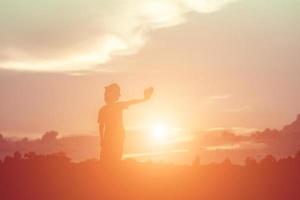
[260, 154, 276, 166]
[42, 130, 59, 142]
[245, 156, 257, 166]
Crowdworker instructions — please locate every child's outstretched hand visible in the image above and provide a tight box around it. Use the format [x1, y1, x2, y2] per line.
[144, 87, 154, 100]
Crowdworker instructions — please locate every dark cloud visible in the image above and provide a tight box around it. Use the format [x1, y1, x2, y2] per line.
[1, 114, 300, 164]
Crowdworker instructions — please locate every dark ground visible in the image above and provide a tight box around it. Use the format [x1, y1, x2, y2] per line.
[1, 151, 300, 200]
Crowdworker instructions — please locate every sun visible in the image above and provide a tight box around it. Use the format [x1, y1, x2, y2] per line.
[151, 122, 170, 144]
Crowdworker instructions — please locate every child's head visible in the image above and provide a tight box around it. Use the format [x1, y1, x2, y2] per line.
[104, 83, 121, 104]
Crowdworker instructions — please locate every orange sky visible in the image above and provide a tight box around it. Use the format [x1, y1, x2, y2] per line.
[0, 0, 300, 137]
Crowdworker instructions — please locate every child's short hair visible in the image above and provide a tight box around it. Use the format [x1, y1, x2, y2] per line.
[105, 83, 120, 95]
[104, 83, 121, 103]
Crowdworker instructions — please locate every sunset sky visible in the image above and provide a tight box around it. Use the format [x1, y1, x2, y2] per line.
[1, 0, 300, 139]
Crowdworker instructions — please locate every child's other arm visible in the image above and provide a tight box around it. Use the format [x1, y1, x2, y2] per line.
[98, 109, 105, 146]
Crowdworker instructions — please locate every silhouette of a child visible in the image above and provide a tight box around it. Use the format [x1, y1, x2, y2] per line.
[98, 83, 153, 164]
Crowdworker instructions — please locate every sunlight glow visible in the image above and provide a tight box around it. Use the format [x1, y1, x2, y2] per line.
[151, 122, 170, 144]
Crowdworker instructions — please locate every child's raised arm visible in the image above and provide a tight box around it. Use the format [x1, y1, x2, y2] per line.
[120, 87, 154, 108]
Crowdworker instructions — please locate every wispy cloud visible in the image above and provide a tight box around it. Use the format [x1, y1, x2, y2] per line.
[207, 127, 260, 135]
[224, 106, 252, 113]
[123, 148, 189, 159]
[205, 144, 240, 151]
[205, 142, 266, 151]
[0, 0, 238, 72]
[209, 94, 232, 100]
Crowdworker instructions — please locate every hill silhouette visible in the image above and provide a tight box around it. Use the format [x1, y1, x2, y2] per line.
[283, 114, 300, 132]
[1, 151, 300, 200]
